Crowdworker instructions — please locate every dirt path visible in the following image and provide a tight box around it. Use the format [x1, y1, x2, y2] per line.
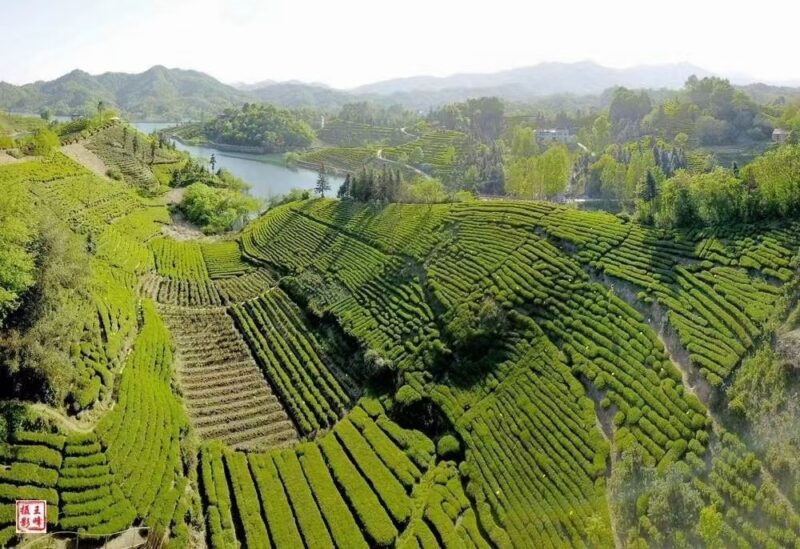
[374, 148, 431, 180]
[161, 209, 208, 241]
[28, 403, 96, 434]
[164, 187, 185, 205]
[0, 151, 21, 165]
[60, 143, 111, 179]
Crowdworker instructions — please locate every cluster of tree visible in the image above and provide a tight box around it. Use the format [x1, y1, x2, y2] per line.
[0, 215, 90, 404]
[609, 87, 653, 142]
[574, 137, 689, 200]
[504, 142, 573, 199]
[336, 166, 404, 202]
[777, 98, 800, 136]
[330, 166, 474, 206]
[336, 102, 419, 128]
[180, 183, 259, 234]
[427, 97, 505, 143]
[643, 77, 771, 145]
[445, 296, 508, 356]
[172, 155, 259, 233]
[727, 345, 800, 498]
[452, 142, 504, 194]
[202, 103, 314, 151]
[609, 447, 717, 548]
[638, 143, 800, 227]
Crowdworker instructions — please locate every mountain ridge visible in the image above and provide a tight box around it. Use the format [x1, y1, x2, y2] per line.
[2, 62, 797, 118]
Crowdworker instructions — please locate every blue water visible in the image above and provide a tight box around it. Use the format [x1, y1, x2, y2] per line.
[132, 122, 340, 200]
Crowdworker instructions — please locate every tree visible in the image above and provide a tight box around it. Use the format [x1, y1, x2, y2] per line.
[657, 171, 697, 227]
[97, 100, 105, 115]
[591, 114, 611, 152]
[209, 153, 217, 172]
[132, 136, 139, 156]
[315, 164, 330, 197]
[510, 127, 538, 158]
[39, 110, 51, 122]
[150, 140, 157, 164]
[609, 87, 652, 140]
[122, 126, 128, 148]
[407, 178, 446, 205]
[338, 173, 352, 199]
[636, 169, 660, 224]
[674, 132, 689, 149]
[695, 506, 723, 548]
[181, 183, 259, 233]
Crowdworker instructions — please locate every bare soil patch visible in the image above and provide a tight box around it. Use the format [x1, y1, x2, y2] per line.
[61, 143, 111, 179]
[162, 208, 207, 240]
[0, 151, 21, 165]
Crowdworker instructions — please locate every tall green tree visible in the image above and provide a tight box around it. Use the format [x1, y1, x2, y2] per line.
[315, 164, 330, 198]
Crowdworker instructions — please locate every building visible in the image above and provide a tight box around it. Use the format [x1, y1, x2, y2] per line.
[535, 128, 570, 144]
[772, 128, 791, 144]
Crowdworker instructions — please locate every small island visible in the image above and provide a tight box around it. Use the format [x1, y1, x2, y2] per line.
[168, 102, 314, 154]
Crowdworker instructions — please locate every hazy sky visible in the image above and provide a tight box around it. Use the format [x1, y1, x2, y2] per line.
[1, 0, 798, 88]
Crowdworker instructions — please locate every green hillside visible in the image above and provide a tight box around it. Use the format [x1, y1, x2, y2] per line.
[0, 66, 251, 120]
[0, 133, 799, 548]
[171, 103, 315, 152]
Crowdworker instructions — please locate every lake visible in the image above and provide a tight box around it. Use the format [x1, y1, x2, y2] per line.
[132, 122, 341, 199]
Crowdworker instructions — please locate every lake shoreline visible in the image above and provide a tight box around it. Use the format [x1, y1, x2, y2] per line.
[133, 122, 343, 200]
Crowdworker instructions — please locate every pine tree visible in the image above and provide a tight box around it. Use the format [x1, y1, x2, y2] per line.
[315, 163, 330, 198]
[338, 173, 352, 199]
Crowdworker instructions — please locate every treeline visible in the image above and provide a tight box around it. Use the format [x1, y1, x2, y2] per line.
[638, 144, 800, 227]
[427, 97, 505, 143]
[336, 102, 419, 128]
[575, 137, 689, 200]
[202, 103, 314, 151]
[337, 167, 404, 202]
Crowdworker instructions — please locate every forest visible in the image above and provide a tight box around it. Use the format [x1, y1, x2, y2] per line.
[169, 103, 314, 152]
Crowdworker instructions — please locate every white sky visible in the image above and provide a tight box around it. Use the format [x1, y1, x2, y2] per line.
[1, 0, 798, 88]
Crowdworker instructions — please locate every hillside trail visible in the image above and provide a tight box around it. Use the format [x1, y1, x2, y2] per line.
[374, 147, 432, 180]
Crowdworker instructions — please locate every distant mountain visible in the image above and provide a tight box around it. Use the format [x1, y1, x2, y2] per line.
[2, 61, 783, 119]
[739, 82, 800, 104]
[232, 79, 278, 91]
[248, 82, 355, 109]
[0, 66, 251, 120]
[352, 61, 716, 96]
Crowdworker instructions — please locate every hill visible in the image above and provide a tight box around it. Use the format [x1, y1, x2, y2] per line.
[5, 62, 799, 117]
[170, 103, 315, 152]
[1, 111, 799, 546]
[0, 66, 251, 120]
[352, 61, 716, 96]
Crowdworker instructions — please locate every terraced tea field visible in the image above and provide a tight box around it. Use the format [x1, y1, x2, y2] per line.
[318, 120, 415, 147]
[382, 130, 469, 179]
[2, 137, 800, 549]
[159, 305, 298, 451]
